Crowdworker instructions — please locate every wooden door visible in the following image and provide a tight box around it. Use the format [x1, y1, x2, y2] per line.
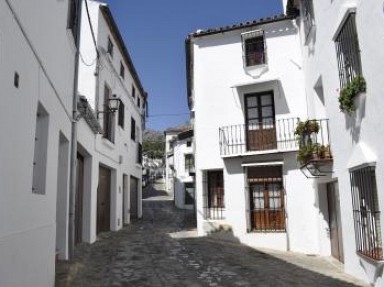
[245, 91, 276, 151]
[122, 174, 128, 225]
[327, 182, 344, 262]
[97, 166, 111, 234]
[75, 153, 84, 244]
[130, 176, 138, 219]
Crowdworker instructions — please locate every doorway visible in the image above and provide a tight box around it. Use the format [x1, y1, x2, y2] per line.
[75, 153, 84, 243]
[97, 166, 111, 234]
[327, 181, 344, 262]
[130, 176, 138, 219]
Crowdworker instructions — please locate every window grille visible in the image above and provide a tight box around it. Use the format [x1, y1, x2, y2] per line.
[247, 166, 285, 232]
[137, 143, 142, 164]
[335, 13, 362, 88]
[350, 166, 383, 260]
[241, 30, 266, 67]
[203, 170, 225, 220]
[131, 117, 136, 141]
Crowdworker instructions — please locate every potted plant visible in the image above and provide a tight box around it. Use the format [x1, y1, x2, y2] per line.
[339, 75, 366, 115]
[319, 145, 332, 159]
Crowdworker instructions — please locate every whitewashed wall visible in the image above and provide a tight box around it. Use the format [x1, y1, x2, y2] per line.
[0, 0, 76, 286]
[173, 138, 194, 210]
[75, 0, 145, 247]
[299, 0, 384, 285]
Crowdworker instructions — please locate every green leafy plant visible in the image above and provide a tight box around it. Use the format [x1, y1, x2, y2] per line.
[319, 145, 332, 159]
[295, 120, 321, 165]
[339, 76, 366, 115]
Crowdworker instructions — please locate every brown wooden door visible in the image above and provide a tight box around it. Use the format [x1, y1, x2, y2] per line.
[327, 182, 344, 262]
[75, 153, 84, 244]
[97, 166, 111, 234]
[130, 176, 138, 219]
[245, 91, 277, 151]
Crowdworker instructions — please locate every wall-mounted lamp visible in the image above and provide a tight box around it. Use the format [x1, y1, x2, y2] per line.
[98, 94, 121, 114]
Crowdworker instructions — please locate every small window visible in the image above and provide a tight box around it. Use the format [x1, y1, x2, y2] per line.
[107, 37, 114, 57]
[118, 101, 124, 128]
[131, 85, 136, 98]
[242, 31, 266, 67]
[14, 72, 19, 88]
[302, 0, 315, 39]
[137, 97, 141, 108]
[103, 84, 114, 142]
[185, 154, 194, 173]
[131, 117, 136, 141]
[186, 141, 192, 147]
[351, 166, 383, 261]
[120, 61, 125, 79]
[335, 13, 362, 88]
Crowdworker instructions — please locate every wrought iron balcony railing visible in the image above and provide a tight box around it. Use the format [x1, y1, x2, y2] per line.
[219, 118, 298, 157]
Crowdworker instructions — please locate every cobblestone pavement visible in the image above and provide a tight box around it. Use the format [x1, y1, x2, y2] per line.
[56, 180, 368, 287]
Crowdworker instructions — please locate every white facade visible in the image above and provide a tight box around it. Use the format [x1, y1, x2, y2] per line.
[62, 0, 146, 251]
[187, 17, 332, 254]
[170, 130, 195, 210]
[296, 0, 384, 285]
[0, 0, 77, 286]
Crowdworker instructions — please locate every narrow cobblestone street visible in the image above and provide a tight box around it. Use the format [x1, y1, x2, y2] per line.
[56, 180, 368, 287]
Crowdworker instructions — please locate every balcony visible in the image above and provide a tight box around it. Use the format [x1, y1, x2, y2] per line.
[295, 119, 333, 177]
[219, 118, 298, 157]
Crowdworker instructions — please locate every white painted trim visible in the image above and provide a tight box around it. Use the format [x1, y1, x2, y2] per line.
[241, 161, 284, 167]
[230, 78, 280, 88]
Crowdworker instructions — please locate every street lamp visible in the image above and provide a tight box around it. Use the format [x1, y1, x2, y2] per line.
[98, 94, 121, 115]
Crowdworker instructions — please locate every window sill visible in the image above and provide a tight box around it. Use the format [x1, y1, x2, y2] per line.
[102, 137, 115, 149]
[243, 64, 268, 78]
[356, 252, 384, 265]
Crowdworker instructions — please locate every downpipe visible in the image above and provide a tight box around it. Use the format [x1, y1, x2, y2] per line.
[68, 0, 83, 260]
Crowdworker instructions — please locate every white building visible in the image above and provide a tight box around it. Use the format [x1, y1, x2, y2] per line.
[60, 0, 146, 253]
[186, 13, 333, 254]
[288, 0, 384, 285]
[169, 129, 195, 210]
[0, 0, 78, 286]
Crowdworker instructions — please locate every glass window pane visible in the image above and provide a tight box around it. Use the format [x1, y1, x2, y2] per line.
[247, 108, 258, 118]
[248, 120, 260, 130]
[262, 106, 273, 117]
[247, 97, 258, 107]
[261, 95, 272, 105]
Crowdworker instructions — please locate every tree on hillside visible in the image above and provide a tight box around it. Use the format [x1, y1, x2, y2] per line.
[143, 129, 165, 159]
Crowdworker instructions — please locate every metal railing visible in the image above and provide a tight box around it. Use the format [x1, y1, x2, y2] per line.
[203, 187, 225, 220]
[219, 118, 298, 156]
[296, 119, 332, 166]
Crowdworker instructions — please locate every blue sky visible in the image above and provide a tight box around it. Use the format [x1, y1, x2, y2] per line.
[104, 0, 283, 131]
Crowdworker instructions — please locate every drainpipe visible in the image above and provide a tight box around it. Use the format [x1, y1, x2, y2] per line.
[68, 0, 83, 260]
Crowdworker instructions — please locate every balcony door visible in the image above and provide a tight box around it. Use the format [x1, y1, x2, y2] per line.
[245, 91, 276, 151]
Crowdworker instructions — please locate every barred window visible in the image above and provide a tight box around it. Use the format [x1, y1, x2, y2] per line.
[248, 166, 285, 232]
[302, 0, 315, 39]
[203, 170, 225, 220]
[351, 166, 383, 260]
[335, 13, 362, 88]
[107, 37, 114, 57]
[242, 30, 266, 67]
[118, 101, 124, 129]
